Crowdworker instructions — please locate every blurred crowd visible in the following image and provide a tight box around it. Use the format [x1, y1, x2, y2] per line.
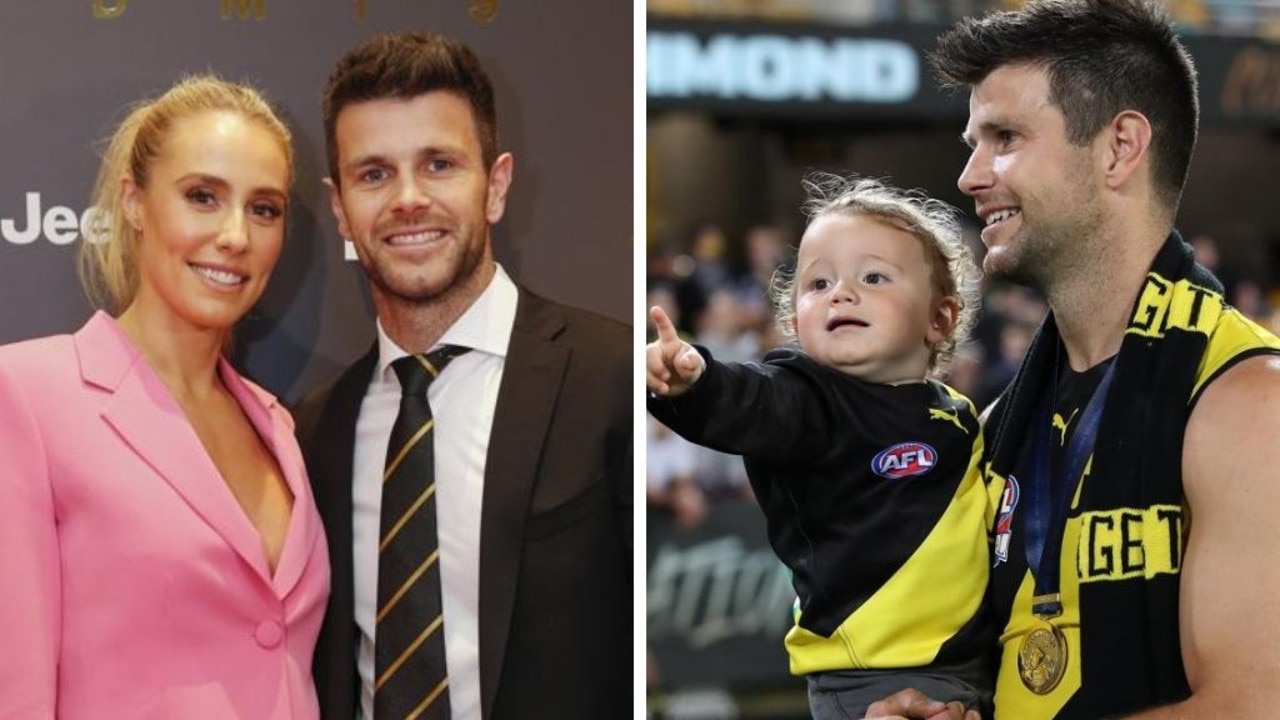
[647, 225, 1280, 530]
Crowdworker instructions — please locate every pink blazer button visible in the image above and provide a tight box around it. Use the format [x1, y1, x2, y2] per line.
[255, 620, 284, 648]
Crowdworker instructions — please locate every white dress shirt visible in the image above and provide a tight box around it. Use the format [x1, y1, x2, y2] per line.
[353, 266, 517, 720]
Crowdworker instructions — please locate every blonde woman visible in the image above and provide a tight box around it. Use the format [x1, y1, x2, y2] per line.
[0, 76, 329, 718]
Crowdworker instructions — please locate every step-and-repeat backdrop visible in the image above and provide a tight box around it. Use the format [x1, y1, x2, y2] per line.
[0, 1, 632, 402]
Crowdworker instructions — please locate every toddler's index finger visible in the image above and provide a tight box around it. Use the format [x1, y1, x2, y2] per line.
[650, 306, 680, 344]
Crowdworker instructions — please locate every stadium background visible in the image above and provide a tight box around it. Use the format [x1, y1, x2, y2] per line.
[644, 1, 1280, 718]
[0, 1, 632, 404]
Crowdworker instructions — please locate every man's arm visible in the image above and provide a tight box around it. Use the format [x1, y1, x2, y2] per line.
[1120, 354, 1280, 717]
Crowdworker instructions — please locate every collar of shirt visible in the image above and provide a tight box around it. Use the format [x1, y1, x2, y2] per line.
[372, 264, 518, 388]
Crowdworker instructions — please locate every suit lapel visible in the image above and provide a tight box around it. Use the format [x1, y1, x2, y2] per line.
[298, 344, 377, 720]
[478, 290, 569, 720]
[77, 314, 274, 585]
[221, 361, 321, 597]
[303, 345, 376, 594]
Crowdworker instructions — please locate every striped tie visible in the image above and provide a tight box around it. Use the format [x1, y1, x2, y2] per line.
[375, 345, 470, 720]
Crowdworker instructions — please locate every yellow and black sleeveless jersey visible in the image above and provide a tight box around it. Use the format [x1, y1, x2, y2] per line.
[985, 307, 1280, 719]
[649, 347, 992, 675]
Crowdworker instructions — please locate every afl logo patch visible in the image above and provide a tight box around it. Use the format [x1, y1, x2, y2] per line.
[993, 475, 1020, 567]
[871, 442, 937, 479]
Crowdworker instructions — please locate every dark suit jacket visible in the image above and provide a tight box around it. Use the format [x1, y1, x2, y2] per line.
[295, 288, 632, 720]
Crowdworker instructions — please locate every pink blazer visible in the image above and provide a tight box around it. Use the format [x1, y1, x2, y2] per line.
[0, 312, 330, 719]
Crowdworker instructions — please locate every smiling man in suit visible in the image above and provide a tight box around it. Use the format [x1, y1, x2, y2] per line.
[295, 32, 632, 720]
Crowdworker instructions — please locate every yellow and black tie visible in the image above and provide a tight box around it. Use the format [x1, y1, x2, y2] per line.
[375, 345, 470, 720]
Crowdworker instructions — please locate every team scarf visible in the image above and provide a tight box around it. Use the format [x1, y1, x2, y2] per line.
[984, 232, 1238, 716]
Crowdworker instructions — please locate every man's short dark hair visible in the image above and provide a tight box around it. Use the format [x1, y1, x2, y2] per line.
[322, 32, 498, 185]
[931, 0, 1199, 214]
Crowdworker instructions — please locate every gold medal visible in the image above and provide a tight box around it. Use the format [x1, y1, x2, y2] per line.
[1017, 619, 1067, 694]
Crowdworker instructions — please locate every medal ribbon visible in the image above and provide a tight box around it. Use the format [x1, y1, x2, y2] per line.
[1024, 357, 1116, 618]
